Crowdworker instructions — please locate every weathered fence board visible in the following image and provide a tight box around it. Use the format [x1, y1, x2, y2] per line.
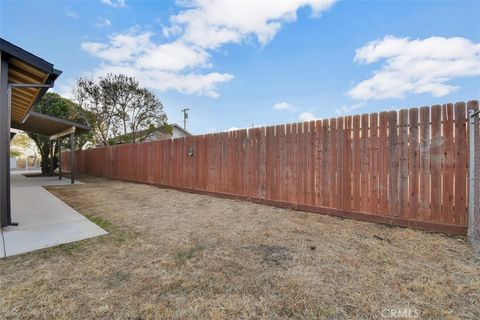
[455, 102, 468, 226]
[408, 108, 419, 220]
[63, 101, 478, 234]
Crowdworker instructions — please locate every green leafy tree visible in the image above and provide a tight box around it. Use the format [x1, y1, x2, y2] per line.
[28, 92, 93, 174]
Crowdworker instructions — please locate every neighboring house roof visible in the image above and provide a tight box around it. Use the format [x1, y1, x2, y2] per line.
[112, 123, 192, 144]
[170, 123, 192, 136]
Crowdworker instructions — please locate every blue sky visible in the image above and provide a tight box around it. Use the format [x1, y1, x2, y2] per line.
[1, 0, 479, 134]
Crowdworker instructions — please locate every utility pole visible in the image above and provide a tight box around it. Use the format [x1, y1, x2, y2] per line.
[181, 108, 190, 130]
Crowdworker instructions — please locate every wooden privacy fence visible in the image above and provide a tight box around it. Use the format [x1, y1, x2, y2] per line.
[63, 100, 479, 234]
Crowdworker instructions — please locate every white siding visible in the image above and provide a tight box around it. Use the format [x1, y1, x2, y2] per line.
[10, 157, 16, 168]
[171, 126, 190, 139]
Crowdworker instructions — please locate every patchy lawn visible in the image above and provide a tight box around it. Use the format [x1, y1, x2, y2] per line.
[1, 176, 479, 319]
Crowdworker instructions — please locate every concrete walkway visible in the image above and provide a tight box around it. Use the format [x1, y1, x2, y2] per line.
[0, 172, 107, 258]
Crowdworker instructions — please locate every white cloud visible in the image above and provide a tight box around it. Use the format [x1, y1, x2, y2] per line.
[82, 32, 153, 62]
[299, 111, 319, 121]
[101, 0, 126, 8]
[273, 102, 293, 110]
[54, 80, 76, 99]
[349, 36, 480, 100]
[95, 17, 112, 28]
[162, 24, 183, 38]
[81, 31, 233, 97]
[86, 63, 233, 98]
[335, 102, 365, 115]
[136, 41, 210, 71]
[170, 0, 336, 49]
[82, 0, 336, 97]
[66, 9, 78, 19]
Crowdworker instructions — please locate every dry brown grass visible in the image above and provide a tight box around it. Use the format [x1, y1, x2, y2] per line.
[1, 175, 479, 319]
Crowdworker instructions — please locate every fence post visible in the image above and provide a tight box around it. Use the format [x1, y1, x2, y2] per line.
[468, 109, 479, 252]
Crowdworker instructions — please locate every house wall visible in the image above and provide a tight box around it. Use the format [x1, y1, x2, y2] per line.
[10, 157, 16, 169]
[142, 126, 190, 142]
[144, 131, 171, 142]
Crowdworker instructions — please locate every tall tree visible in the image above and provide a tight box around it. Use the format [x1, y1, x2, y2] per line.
[73, 74, 167, 145]
[126, 87, 166, 142]
[74, 78, 113, 146]
[111, 74, 137, 136]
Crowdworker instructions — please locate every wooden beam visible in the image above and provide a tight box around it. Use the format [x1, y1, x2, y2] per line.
[12, 87, 37, 99]
[8, 64, 45, 82]
[9, 58, 48, 79]
[11, 91, 33, 105]
[12, 103, 31, 114]
[9, 79, 39, 95]
[9, 72, 40, 86]
[11, 99, 30, 110]
[50, 126, 76, 140]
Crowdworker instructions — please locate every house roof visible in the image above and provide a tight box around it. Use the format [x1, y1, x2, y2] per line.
[111, 123, 192, 144]
[170, 123, 193, 136]
[1, 38, 90, 137]
[1, 38, 62, 124]
[11, 111, 90, 137]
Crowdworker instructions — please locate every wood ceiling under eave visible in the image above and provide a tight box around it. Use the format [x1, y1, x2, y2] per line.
[8, 58, 49, 124]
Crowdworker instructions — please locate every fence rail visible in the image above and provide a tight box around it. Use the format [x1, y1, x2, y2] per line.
[62, 100, 479, 234]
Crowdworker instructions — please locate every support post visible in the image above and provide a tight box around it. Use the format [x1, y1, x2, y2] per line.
[58, 137, 62, 180]
[468, 109, 476, 242]
[0, 56, 10, 227]
[70, 132, 75, 184]
[49, 140, 53, 176]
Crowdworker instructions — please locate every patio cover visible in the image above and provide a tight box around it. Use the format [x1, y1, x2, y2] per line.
[12, 111, 90, 136]
[1, 38, 90, 228]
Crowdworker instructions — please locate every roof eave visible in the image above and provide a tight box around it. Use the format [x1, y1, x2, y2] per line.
[0, 38, 54, 74]
[22, 70, 63, 123]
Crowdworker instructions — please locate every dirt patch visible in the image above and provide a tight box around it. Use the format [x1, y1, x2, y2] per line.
[0, 176, 479, 319]
[249, 244, 293, 267]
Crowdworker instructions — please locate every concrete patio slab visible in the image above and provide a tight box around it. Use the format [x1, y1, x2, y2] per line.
[0, 172, 107, 258]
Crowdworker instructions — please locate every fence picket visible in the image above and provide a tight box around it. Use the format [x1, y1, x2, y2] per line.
[408, 108, 419, 220]
[431, 105, 442, 222]
[419, 107, 431, 219]
[353, 115, 361, 211]
[388, 111, 399, 217]
[343, 116, 352, 211]
[369, 113, 379, 214]
[398, 109, 409, 218]
[442, 104, 454, 224]
[454, 102, 467, 226]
